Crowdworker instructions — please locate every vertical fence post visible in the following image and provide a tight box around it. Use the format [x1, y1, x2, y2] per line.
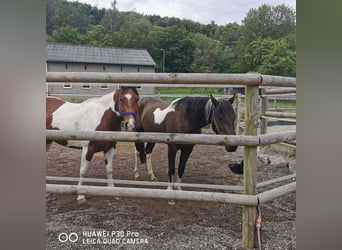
[235, 93, 241, 135]
[260, 88, 268, 134]
[242, 85, 258, 249]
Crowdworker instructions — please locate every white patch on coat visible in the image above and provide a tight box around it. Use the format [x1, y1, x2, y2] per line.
[51, 92, 117, 148]
[153, 98, 180, 125]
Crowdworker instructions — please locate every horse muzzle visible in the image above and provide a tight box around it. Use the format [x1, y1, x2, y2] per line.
[225, 145, 238, 152]
[124, 119, 136, 131]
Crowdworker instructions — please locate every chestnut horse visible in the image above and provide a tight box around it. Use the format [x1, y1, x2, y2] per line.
[46, 87, 139, 203]
[134, 94, 238, 191]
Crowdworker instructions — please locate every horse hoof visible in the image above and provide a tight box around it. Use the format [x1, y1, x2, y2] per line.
[167, 200, 176, 205]
[151, 176, 158, 181]
[77, 196, 87, 204]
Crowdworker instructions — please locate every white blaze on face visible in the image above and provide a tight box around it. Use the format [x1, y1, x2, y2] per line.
[125, 93, 132, 107]
[153, 98, 180, 125]
[123, 93, 135, 129]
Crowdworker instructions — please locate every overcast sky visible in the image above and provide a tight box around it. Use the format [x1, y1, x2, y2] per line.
[71, 0, 296, 25]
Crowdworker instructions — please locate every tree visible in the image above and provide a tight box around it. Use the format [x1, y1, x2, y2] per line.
[238, 37, 296, 76]
[219, 22, 242, 48]
[100, 0, 119, 32]
[51, 25, 81, 44]
[46, 1, 296, 76]
[83, 25, 111, 46]
[190, 33, 222, 72]
[242, 4, 296, 44]
[158, 27, 195, 72]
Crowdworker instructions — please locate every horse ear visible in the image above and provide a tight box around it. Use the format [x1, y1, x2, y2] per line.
[210, 94, 218, 106]
[228, 93, 236, 104]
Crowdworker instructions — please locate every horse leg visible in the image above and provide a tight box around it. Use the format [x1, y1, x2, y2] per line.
[167, 144, 177, 191]
[77, 146, 91, 203]
[167, 145, 178, 205]
[175, 145, 194, 190]
[134, 150, 140, 180]
[145, 143, 157, 181]
[104, 147, 115, 187]
[134, 142, 146, 180]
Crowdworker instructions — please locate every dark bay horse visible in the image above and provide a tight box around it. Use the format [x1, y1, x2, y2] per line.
[46, 87, 139, 203]
[134, 94, 238, 191]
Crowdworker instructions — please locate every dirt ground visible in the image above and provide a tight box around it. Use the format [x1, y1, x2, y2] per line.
[46, 127, 296, 249]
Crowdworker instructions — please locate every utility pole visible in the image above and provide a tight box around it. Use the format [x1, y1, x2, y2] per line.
[160, 48, 165, 72]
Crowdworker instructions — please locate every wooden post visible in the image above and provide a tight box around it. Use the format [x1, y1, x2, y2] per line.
[242, 85, 258, 249]
[274, 96, 278, 111]
[260, 89, 268, 134]
[235, 93, 241, 135]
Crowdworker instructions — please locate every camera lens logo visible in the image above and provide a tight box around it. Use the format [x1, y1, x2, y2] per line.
[58, 232, 78, 243]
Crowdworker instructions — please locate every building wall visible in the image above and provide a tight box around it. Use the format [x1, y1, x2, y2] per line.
[47, 62, 155, 100]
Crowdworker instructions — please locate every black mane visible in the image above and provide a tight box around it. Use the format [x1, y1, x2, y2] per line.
[176, 97, 210, 127]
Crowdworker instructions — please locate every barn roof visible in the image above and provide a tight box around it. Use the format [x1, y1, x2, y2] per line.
[46, 43, 156, 66]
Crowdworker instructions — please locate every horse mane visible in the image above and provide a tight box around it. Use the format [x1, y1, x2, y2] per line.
[176, 97, 209, 126]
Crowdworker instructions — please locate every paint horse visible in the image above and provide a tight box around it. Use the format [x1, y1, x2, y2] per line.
[134, 94, 238, 192]
[46, 87, 139, 203]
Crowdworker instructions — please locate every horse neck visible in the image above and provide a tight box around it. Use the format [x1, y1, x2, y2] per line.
[183, 97, 212, 129]
[96, 91, 119, 115]
[82, 92, 120, 121]
[93, 92, 123, 130]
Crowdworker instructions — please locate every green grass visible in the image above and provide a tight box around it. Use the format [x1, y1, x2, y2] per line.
[155, 87, 221, 103]
[267, 99, 296, 112]
[155, 87, 221, 95]
[155, 88, 296, 112]
[66, 88, 296, 113]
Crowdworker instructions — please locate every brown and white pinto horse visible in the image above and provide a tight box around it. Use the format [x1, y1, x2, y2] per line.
[46, 87, 139, 203]
[134, 95, 238, 192]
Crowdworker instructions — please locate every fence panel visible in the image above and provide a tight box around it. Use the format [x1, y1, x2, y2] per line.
[46, 72, 296, 249]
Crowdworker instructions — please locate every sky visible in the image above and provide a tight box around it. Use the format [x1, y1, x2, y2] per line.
[71, 0, 296, 25]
